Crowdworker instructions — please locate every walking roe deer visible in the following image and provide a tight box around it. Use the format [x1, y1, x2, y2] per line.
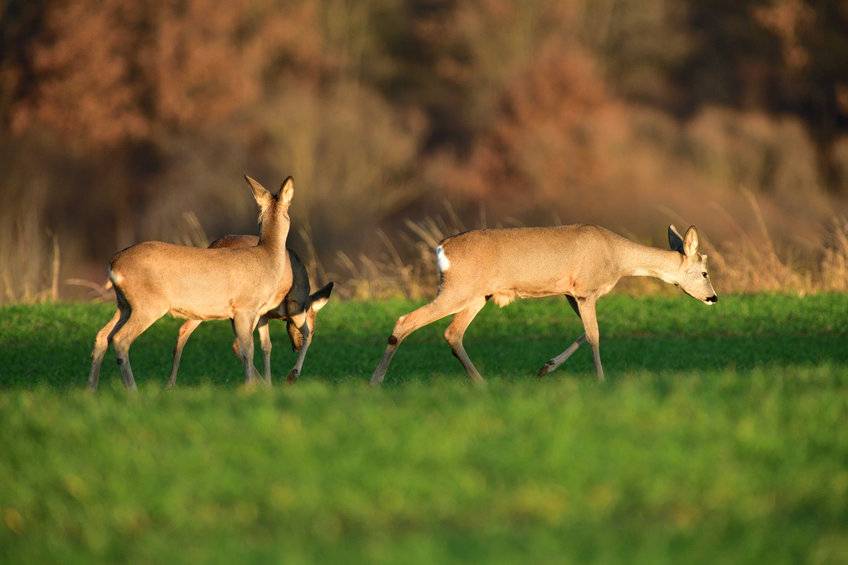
[88, 175, 295, 390]
[371, 224, 717, 385]
[167, 235, 333, 386]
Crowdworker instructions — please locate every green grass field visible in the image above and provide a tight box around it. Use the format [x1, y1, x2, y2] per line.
[1, 295, 847, 563]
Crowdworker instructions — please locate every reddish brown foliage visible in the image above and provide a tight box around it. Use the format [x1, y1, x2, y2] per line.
[444, 44, 623, 205]
[10, 0, 324, 148]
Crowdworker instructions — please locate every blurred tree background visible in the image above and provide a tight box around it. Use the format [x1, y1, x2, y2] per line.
[1, 0, 847, 300]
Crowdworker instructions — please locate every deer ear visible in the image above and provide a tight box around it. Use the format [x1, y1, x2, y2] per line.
[244, 175, 273, 211]
[683, 225, 699, 257]
[309, 282, 334, 312]
[278, 176, 295, 205]
[668, 224, 685, 254]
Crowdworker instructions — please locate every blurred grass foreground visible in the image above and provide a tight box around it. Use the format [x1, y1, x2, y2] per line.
[2, 0, 848, 302]
[1, 295, 848, 562]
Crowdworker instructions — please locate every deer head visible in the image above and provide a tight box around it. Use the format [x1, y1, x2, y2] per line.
[245, 175, 295, 245]
[286, 282, 334, 351]
[668, 225, 718, 305]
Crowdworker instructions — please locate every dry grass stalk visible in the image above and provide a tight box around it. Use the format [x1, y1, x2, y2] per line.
[820, 217, 848, 291]
[706, 193, 813, 293]
[0, 186, 62, 305]
[4, 198, 848, 304]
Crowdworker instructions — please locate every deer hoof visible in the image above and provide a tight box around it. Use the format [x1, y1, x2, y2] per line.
[286, 369, 299, 384]
[470, 375, 487, 388]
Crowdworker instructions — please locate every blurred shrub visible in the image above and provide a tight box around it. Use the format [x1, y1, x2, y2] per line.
[685, 108, 831, 224]
[260, 81, 424, 252]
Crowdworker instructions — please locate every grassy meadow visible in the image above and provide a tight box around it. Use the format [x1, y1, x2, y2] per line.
[1, 294, 847, 562]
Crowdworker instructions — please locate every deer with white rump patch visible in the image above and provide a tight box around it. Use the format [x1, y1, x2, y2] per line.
[88, 175, 295, 390]
[371, 224, 717, 385]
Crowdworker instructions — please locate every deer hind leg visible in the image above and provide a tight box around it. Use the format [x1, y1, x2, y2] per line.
[256, 318, 273, 385]
[167, 320, 202, 388]
[538, 295, 586, 377]
[88, 309, 125, 390]
[538, 334, 586, 377]
[444, 296, 487, 385]
[111, 306, 164, 391]
[232, 311, 260, 385]
[370, 294, 469, 386]
[576, 297, 604, 382]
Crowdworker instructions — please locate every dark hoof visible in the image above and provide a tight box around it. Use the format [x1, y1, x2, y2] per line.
[537, 363, 553, 377]
[286, 369, 299, 384]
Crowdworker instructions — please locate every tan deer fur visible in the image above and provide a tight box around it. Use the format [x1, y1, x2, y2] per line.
[87, 176, 295, 390]
[371, 224, 717, 385]
[167, 235, 333, 386]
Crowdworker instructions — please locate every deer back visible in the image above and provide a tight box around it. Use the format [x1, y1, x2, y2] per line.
[438, 225, 626, 300]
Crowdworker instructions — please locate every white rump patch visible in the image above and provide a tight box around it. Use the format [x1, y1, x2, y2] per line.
[108, 269, 124, 286]
[435, 245, 451, 272]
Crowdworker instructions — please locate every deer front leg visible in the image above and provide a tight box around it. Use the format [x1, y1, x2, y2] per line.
[538, 334, 586, 377]
[256, 317, 273, 385]
[576, 297, 604, 382]
[538, 296, 585, 377]
[232, 312, 259, 385]
[230, 338, 262, 382]
[286, 326, 311, 384]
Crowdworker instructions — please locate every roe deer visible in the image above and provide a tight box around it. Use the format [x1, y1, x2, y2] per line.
[88, 176, 295, 390]
[167, 235, 333, 386]
[371, 224, 717, 385]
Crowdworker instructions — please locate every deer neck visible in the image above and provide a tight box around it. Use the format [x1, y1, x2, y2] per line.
[618, 241, 682, 285]
[258, 212, 290, 255]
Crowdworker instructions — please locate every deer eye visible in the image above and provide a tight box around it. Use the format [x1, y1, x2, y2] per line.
[702, 272, 708, 278]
